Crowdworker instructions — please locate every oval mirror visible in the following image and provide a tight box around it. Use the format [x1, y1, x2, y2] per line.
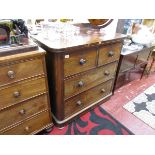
[88, 19, 113, 29]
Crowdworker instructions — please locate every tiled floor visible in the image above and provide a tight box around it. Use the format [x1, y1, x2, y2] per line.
[101, 72, 155, 135]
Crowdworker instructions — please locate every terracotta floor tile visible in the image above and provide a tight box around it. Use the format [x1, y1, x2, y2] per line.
[101, 73, 155, 135]
[113, 108, 155, 135]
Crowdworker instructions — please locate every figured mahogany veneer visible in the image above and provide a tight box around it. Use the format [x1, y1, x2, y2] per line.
[64, 48, 97, 77]
[65, 79, 113, 118]
[98, 42, 122, 66]
[64, 62, 117, 99]
[32, 31, 125, 126]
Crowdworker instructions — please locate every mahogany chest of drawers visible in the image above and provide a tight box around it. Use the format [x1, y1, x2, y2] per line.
[0, 47, 53, 134]
[32, 31, 125, 126]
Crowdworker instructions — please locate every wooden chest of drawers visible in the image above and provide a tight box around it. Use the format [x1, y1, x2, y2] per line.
[32, 32, 125, 126]
[0, 48, 53, 134]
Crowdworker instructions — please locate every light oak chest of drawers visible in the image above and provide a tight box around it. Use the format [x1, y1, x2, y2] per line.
[32, 32, 125, 126]
[0, 48, 53, 134]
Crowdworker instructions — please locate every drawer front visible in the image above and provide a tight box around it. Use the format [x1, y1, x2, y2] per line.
[64, 48, 97, 77]
[65, 62, 117, 99]
[1, 110, 51, 135]
[0, 58, 44, 86]
[0, 94, 48, 130]
[0, 77, 46, 110]
[98, 43, 122, 66]
[65, 79, 113, 118]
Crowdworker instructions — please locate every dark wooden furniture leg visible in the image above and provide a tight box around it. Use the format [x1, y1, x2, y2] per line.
[141, 64, 147, 79]
[147, 57, 155, 76]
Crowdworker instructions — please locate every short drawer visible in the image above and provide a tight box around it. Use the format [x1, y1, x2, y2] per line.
[64, 79, 113, 118]
[1, 110, 51, 135]
[0, 77, 46, 110]
[0, 58, 44, 87]
[64, 48, 97, 77]
[65, 62, 117, 99]
[0, 94, 48, 131]
[98, 42, 122, 66]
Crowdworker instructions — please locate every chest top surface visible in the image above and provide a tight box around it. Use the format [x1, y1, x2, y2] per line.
[32, 28, 126, 52]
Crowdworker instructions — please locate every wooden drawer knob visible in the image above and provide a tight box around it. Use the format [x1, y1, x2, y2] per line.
[76, 100, 82, 106]
[79, 58, 86, 65]
[101, 89, 106, 93]
[108, 51, 114, 57]
[19, 109, 26, 115]
[78, 81, 84, 87]
[25, 126, 29, 132]
[13, 91, 20, 98]
[104, 70, 110, 76]
[7, 70, 15, 79]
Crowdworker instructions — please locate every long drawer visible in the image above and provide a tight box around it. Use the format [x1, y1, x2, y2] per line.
[0, 77, 46, 110]
[0, 58, 44, 87]
[64, 48, 97, 77]
[98, 42, 122, 66]
[0, 94, 48, 131]
[64, 79, 113, 118]
[1, 110, 51, 135]
[64, 62, 117, 99]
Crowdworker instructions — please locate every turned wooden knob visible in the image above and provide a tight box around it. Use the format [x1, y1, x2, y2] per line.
[19, 109, 25, 115]
[104, 70, 110, 76]
[13, 91, 20, 98]
[76, 100, 82, 106]
[79, 58, 86, 65]
[78, 81, 84, 87]
[101, 89, 106, 93]
[25, 126, 29, 131]
[108, 51, 114, 57]
[7, 70, 15, 79]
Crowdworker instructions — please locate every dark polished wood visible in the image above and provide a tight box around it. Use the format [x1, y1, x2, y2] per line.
[45, 52, 65, 121]
[64, 47, 97, 77]
[32, 32, 125, 51]
[64, 62, 117, 99]
[32, 30, 124, 126]
[98, 42, 122, 66]
[147, 49, 155, 74]
[65, 79, 113, 118]
[114, 47, 152, 90]
[119, 52, 137, 72]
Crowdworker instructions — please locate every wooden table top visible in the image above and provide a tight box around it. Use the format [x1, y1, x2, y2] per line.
[31, 27, 126, 52]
